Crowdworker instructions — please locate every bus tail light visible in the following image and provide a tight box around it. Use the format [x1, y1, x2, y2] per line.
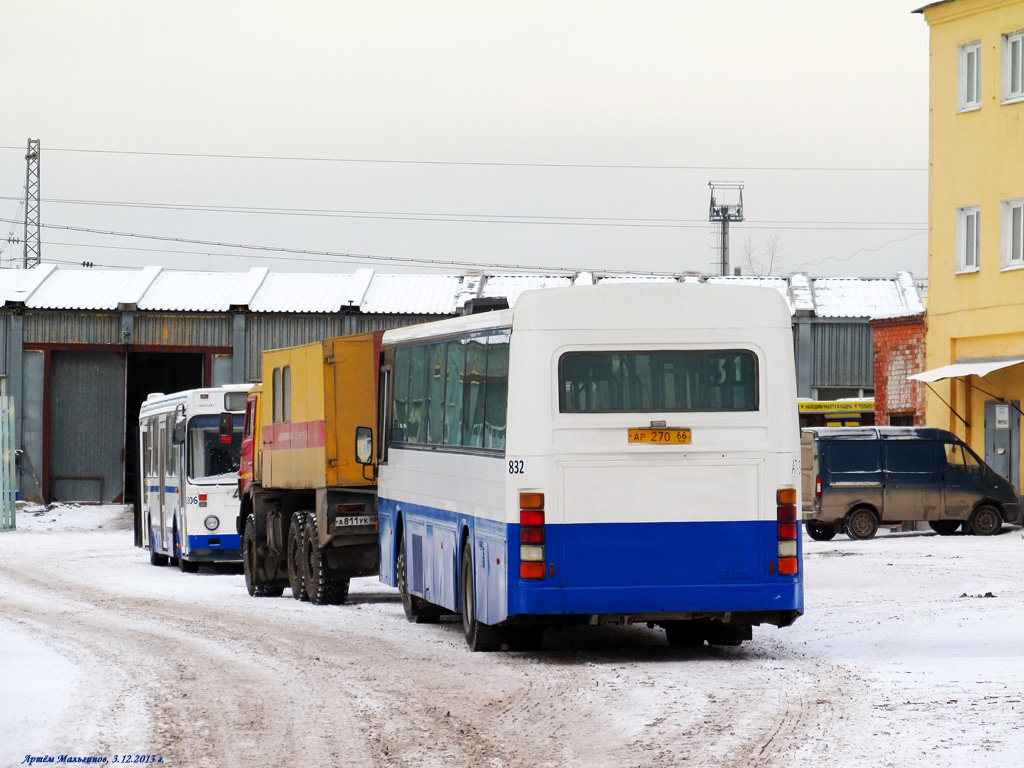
[519, 492, 546, 579]
[776, 487, 799, 576]
[815, 476, 822, 501]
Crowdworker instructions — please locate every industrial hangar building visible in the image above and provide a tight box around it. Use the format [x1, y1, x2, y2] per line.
[0, 265, 923, 508]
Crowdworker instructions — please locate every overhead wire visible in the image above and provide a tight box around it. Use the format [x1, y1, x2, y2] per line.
[0, 144, 928, 173]
[0, 195, 927, 232]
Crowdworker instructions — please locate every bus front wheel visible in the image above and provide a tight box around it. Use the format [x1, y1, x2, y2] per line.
[397, 532, 440, 623]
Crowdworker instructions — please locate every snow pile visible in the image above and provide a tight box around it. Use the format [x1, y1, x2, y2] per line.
[12, 502, 134, 533]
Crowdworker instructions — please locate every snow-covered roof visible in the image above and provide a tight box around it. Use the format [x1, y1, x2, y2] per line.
[479, 274, 572, 308]
[360, 273, 463, 315]
[0, 266, 925, 319]
[810, 277, 924, 319]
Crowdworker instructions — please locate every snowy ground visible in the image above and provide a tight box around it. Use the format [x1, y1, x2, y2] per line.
[1, 504, 1022, 768]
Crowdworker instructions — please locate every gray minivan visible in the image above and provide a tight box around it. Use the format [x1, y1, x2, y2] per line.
[802, 426, 1020, 541]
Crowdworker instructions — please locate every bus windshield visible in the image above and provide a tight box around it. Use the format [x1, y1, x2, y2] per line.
[187, 414, 244, 480]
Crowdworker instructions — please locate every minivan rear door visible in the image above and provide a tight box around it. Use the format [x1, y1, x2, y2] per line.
[882, 441, 943, 522]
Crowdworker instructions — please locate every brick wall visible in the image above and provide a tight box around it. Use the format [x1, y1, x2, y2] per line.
[870, 314, 927, 426]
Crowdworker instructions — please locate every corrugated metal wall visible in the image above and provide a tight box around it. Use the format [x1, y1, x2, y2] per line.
[0, 313, 8, 377]
[49, 351, 126, 503]
[23, 311, 121, 345]
[134, 313, 232, 347]
[245, 313, 440, 381]
[812, 321, 874, 388]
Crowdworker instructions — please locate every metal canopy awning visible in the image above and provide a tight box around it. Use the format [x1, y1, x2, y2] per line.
[908, 358, 1024, 383]
[907, 357, 1024, 429]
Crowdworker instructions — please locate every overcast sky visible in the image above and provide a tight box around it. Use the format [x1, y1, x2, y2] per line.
[0, 1, 931, 279]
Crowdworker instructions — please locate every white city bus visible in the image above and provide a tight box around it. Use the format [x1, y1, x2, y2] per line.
[374, 282, 803, 651]
[139, 384, 251, 572]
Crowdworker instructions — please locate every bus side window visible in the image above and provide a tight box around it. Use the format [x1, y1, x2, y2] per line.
[463, 338, 487, 448]
[484, 333, 509, 450]
[165, 414, 178, 478]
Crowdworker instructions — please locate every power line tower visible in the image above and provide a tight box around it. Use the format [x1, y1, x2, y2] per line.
[708, 180, 744, 276]
[23, 139, 41, 269]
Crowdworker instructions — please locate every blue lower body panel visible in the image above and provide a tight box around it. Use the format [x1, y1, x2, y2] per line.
[185, 534, 241, 562]
[379, 497, 802, 625]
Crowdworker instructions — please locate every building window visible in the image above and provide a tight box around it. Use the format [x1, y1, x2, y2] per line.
[1003, 198, 1024, 268]
[956, 206, 980, 272]
[958, 41, 981, 111]
[1004, 30, 1024, 103]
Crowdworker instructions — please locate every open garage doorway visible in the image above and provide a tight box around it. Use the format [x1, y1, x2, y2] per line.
[125, 352, 204, 544]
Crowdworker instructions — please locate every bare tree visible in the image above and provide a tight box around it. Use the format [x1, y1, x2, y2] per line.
[739, 232, 785, 277]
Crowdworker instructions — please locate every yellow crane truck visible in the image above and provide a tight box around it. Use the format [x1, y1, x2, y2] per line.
[237, 332, 381, 603]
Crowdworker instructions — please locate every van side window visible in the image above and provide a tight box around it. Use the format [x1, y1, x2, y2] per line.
[884, 442, 936, 474]
[945, 442, 982, 475]
[827, 442, 880, 473]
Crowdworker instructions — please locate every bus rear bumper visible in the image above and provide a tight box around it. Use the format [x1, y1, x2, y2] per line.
[510, 583, 803, 628]
[185, 534, 242, 562]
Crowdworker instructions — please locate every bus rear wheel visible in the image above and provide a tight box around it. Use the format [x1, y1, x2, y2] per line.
[303, 512, 349, 605]
[288, 511, 309, 601]
[845, 508, 878, 540]
[461, 545, 501, 652]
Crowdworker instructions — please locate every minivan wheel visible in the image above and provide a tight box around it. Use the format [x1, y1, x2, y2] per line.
[968, 505, 1002, 536]
[929, 520, 961, 536]
[846, 508, 878, 540]
[806, 521, 837, 541]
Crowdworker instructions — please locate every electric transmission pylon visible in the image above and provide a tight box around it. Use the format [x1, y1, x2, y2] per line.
[708, 181, 744, 276]
[23, 139, 41, 269]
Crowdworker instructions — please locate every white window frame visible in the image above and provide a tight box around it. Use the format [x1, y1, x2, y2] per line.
[1003, 30, 1024, 103]
[956, 206, 981, 273]
[1002, 198, 1024, 270]
[958, 41, 982, 112]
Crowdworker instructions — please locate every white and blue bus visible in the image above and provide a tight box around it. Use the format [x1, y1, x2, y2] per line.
[139, 384, 251, 572]
[375, 282, 803, 651]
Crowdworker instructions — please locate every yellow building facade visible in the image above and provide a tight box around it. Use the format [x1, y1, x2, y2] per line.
[918, 0, 1024, 493]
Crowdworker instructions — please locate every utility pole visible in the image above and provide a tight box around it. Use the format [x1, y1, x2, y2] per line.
[708, 181, 744, 276]
[23, 139, 41, 269]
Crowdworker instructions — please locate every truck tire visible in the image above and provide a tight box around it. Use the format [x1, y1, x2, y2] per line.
[243, 513, 284, 597]
[845, 507, 878, 540]
[303, 512, 350, 605]
[968, 505, 1002, 536]
[805, 521, 837, 541]
[288, 511, 309, 601]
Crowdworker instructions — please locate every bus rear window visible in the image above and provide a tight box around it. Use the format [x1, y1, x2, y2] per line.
[558, 350, 758, 413]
